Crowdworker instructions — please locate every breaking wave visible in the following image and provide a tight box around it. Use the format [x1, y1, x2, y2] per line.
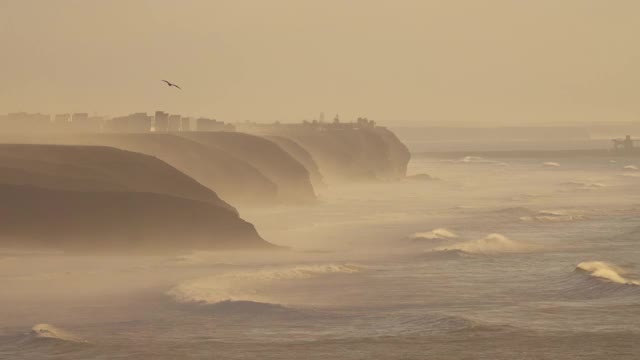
[542, 162, 560, 167]
[492, 207, 536, 217]
[434, 233, 529, 255]
[576, 261, 639, 286]
[445, 156, 508, 166]
[623, 165, 639, 171]
[27, 324, 87, 344]
[167, 264, 363, 306]
[520, 209, 586, 223]
[561, 181, 606, 191]
[410, 228, 458, 241]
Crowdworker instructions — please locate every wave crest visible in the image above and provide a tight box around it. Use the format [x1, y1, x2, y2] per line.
[410, 228, 458, 241]
[167, 264, 363, 305]
[435, 233, 528, 255]
[28, 324, 86, 344]
[542, 162, 560, 167]
[576, 261, 639, 286]
[520, 209, 586, 223]
[444, 156, 508, 166]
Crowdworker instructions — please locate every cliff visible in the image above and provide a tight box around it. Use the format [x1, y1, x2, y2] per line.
[53, 133, 280, 205]
[0, 145, 272, 252]
[255, 127, 410, 181]
[263, 135, 325, 189]
[179, 132, 316, 203]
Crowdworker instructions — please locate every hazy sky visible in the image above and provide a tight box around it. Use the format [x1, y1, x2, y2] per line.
[1, 0, 639, 125]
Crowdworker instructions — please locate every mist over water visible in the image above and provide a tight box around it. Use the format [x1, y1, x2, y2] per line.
[1, 153, 639, 359]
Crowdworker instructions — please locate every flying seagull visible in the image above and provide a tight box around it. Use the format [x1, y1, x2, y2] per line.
[161, 80, 181, 90]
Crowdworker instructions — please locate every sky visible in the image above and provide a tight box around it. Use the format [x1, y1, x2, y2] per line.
[1, 0, 639, 126]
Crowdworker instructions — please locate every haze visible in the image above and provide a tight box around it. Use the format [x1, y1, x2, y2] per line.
[2, 0, 639, 125]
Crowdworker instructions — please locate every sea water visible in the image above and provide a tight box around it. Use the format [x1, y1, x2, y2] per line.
[1, 155, 639, 359]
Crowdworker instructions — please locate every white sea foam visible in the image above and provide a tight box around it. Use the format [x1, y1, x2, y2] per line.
[167, 264, 363, 305]
[561, 181, 606, 190]
[576, 261, 639, 286]
[445, 156, 508, 166]
[29, 324, 86, 343]
[542, 162, 560, 167]
[520, 209, 586, 222]
[435, 233, 528, 255]
[410, 228, 458, 241]
[623, 165, 639, 171]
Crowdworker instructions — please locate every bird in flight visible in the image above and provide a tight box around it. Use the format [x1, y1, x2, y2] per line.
[161, 80, 182, 90]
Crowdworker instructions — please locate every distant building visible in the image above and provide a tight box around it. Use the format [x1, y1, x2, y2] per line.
[105, 113, 151, 133]
[196, 118, 235, 132]
[54, 114, 71, 124]
[1, 112, 51, 133]
[612, 135, 639, 154]
[168, 115, 181, 131]
[129, 113, 152, 133]
[51, 114, 71, 132]
[155, 111, 169, 132]
[356, 117, 376, 129]
[180, 117, 191, 131]
[70, 113, 102, 133]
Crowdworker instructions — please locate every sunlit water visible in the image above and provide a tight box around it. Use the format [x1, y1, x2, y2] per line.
[1, 155, 640, 359]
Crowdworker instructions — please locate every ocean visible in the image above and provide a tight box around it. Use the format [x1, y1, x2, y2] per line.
[1, 155, 639, 359]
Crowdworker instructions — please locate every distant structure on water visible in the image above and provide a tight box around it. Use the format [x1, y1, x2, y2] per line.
[611, 135, 640, 154]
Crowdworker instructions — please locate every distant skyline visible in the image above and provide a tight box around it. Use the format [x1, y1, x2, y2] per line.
[1, 0, 639, 126]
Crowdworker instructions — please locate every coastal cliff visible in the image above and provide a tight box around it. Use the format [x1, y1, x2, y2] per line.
[263, 135, 326, 189]
[245, 127, 411, 182]
[179, 132, 317, 203]
[0, 145, 271, 252]
[55, 133, 280, 205]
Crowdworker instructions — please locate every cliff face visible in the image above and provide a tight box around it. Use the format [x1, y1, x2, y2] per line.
[0, 144, 233, 211]
[260, 128, 410, 181]
[263, 135, 325, 189]
[0, 185, 268, 252]
[0, 145, 272, 252]
[55, 134, 279, 205]
[371, 127, 411, 179]
[179, 132, 317, 203]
